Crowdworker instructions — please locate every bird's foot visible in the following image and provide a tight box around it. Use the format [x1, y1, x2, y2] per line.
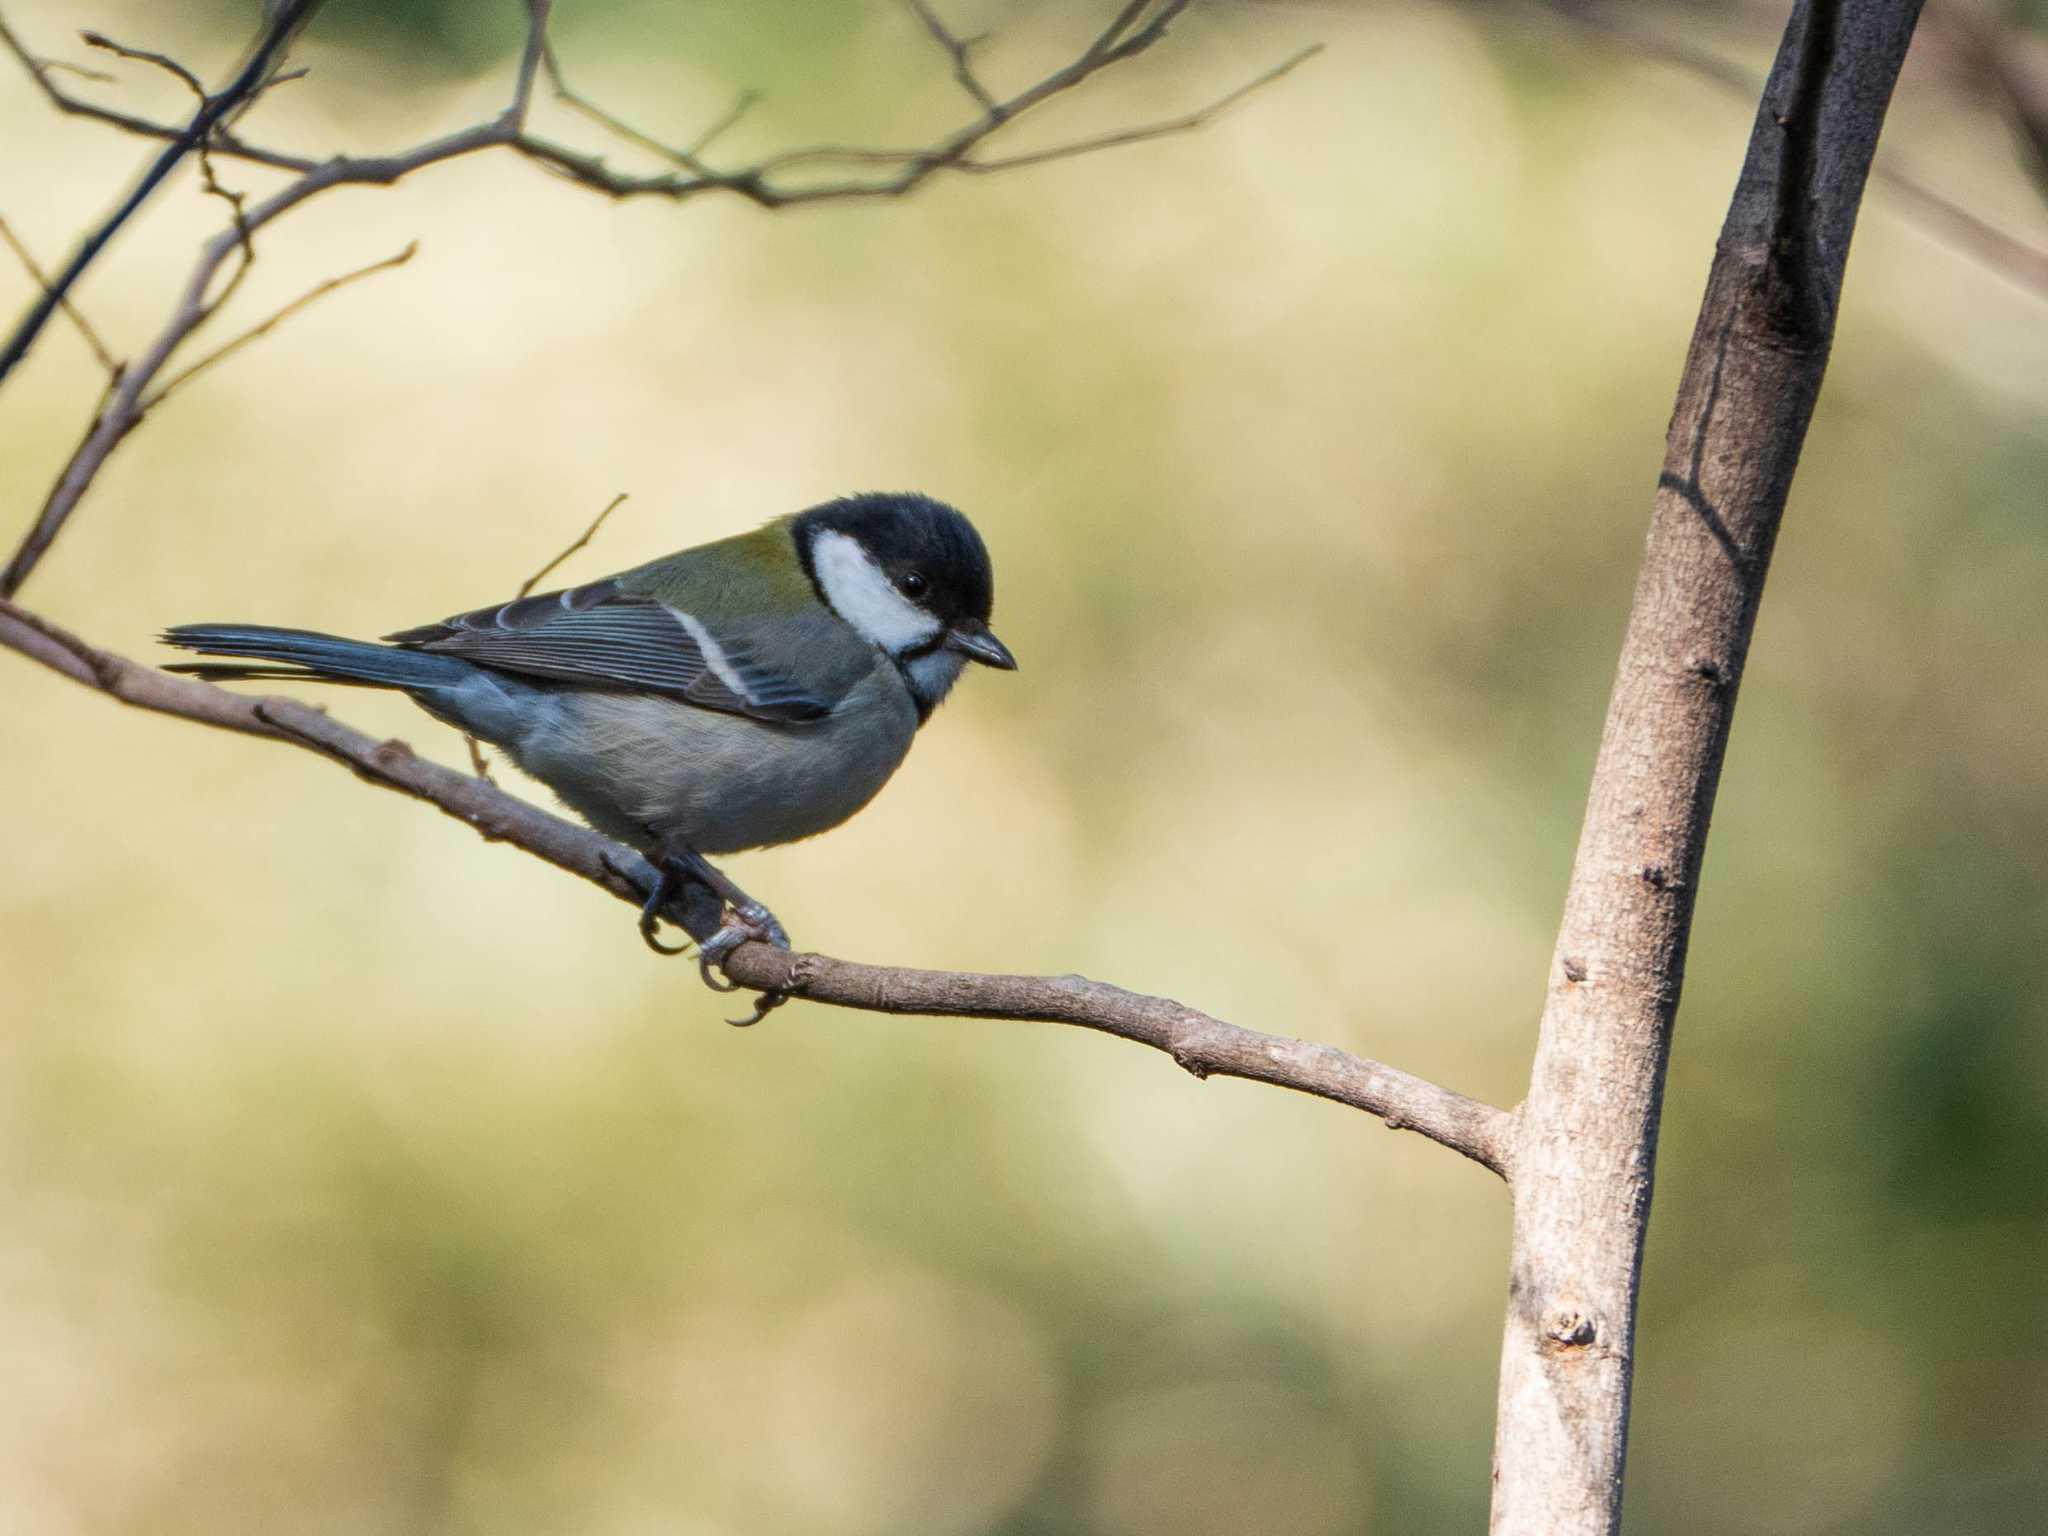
[642, 844, 793, 1026]
[698, 898, 792, 1026]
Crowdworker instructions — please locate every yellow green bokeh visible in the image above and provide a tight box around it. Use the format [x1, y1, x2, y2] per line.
[2, 2, 2044, 1531]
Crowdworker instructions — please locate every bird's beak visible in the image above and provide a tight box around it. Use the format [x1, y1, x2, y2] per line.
[945, 620, 1018, 670]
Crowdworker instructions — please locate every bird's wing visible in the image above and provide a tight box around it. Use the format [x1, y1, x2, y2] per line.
[385, 577, 836, 723]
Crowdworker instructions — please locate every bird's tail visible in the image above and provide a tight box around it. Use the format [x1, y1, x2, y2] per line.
[161, 624, 474, 691]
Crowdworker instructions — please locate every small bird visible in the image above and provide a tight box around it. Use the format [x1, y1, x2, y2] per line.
[163, 492, 1016, 989]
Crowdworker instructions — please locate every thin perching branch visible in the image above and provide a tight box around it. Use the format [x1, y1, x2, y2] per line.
[0, 597, 1517, 1179]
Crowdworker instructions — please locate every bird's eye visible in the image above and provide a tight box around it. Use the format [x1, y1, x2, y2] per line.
[899, 571, 929, 599]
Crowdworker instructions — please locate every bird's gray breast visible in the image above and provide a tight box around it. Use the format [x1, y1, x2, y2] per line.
[496, 657, 920, 855]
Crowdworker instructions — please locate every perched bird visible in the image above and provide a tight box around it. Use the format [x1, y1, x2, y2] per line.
[163, 492, 1016, 984]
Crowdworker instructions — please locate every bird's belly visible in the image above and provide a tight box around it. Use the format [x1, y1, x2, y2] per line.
[502, 672, 917, 856]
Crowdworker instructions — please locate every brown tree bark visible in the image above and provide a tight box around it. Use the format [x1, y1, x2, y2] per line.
[1487, 3, 1924, 1531]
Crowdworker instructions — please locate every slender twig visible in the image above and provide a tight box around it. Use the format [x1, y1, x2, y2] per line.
[1942, 0, 2048, 200]
[1, 0, 1315, 600]
[0, 0, 323, 390]
[145, 242, 417, 406]
[539, 40, 720, 177]
[1873, 157, 2048, 294]
[195, 151, 255, 310]
[44, 55, 114, 82]
[81, 27, 204, 99]
[459, 488, 625, 779]
[907, 0, 1002, 118]
[0, 12, 310, 171]
[0, 597, 1517, 1178]
[0, 212, 118, 374]
[964, 44, 1322, 173]
[2, 120, 511, 597]
[508, 0, 551, 124]
[1535, 0, 2048, 303]
[517, 492, 628, 598]
[685, 89, 761, 158]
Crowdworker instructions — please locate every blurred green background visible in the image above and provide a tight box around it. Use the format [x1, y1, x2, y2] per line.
[3, 1, 2045, 1531]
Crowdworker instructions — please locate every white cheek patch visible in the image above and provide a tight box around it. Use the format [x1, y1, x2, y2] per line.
[811, 529, 941, 654]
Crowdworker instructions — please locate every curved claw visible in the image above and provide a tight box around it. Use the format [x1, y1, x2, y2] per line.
[696, 911, 792, 1019]
[697, 952, 742, 992]
[611, 851, 695, 957]
[641, 918, 692, 957]
[696, 922, 755, 991]
[726, 990, 789, 1028]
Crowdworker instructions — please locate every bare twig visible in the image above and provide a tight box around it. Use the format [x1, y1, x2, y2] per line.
[0, 0, 324, 389]
[539, 40, 721, 177]
[43, 54, 114, 82]
[146, 241, 416, 406]
[0, 0, 1312, 600]
[684, 89, 761, 158]
[1534, 0, 2048, 303]
[455, 486, 631, 779]
[531, 0, 1301, 203]
[0, 212, 117, 374]
[1872, 159, 2048, 292]
[194, 150, 255, 310]
[516, 492, 628, 598]
[963, 44, 1322, 174]
[0, 597, 1516, 1178]
[0, 211, 421, 597]
[0, 12, 312, 172]
[508, 0, 551, 124]
[1942, 0, 2048, 199]
[907, 0, 1002, 118]
[81, 27, 204, 99]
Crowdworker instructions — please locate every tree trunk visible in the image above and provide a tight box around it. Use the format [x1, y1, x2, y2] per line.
[1487, 3, 1925, 1531]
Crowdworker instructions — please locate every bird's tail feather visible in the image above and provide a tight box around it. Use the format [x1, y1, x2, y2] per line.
[161, 624, 473, 691]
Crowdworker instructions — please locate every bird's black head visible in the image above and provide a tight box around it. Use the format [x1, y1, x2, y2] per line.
[793, 492, 1016, 673]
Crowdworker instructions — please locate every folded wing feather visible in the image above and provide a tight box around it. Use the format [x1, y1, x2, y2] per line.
[386, 578, 833, 723]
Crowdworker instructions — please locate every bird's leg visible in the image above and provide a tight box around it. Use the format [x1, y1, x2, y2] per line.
[630, 856, 694, 956]
[653, 841, 793, 1026]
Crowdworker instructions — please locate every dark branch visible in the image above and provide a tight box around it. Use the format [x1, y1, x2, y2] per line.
[0, 211, 117, 374]
[1766, 0, 1841, 335]
[0, 599, 1516, 1179]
